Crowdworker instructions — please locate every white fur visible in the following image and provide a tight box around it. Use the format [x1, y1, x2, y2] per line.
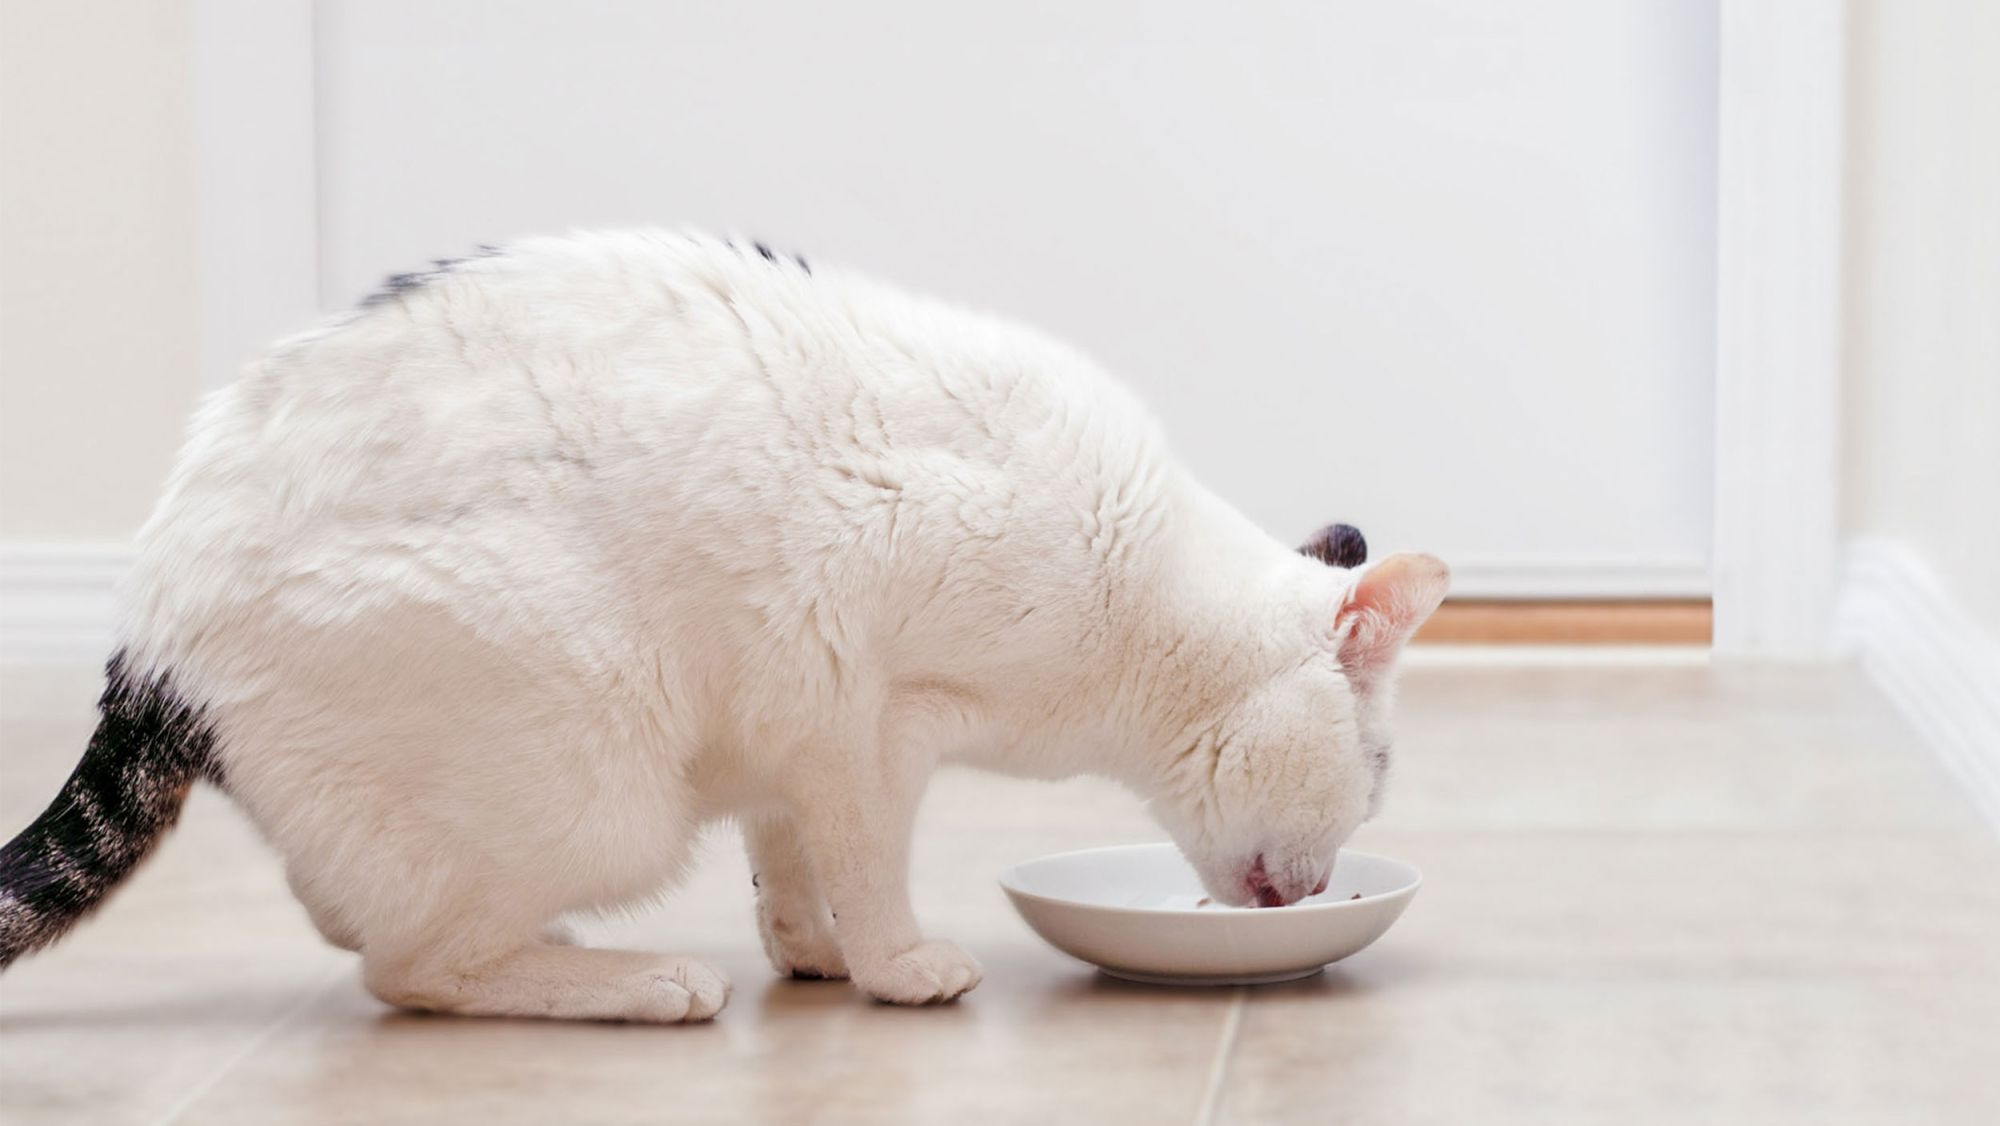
[119, 231, 1447, 1020]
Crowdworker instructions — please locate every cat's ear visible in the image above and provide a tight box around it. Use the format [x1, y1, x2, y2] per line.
[1300, 523, 1368, 569]
[1334, 552, 1450, 676]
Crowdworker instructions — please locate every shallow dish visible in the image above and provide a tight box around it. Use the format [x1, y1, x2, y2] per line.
[999, 843, 1420, 985]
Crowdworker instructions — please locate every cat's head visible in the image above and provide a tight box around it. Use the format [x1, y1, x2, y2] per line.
[1150, 531, 1448, 907]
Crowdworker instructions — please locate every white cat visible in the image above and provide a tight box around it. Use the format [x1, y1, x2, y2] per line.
[0, 231, 1447, 1021]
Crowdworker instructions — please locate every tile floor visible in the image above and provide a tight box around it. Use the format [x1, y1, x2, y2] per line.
[2, 656, 1996, 1125]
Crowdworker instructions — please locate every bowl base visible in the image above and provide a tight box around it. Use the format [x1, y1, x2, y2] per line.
[1098, 965, 1325, 988]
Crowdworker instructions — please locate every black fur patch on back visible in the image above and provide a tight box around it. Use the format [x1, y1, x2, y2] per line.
[1300, 523, 1369, 569]
[727, 237, 812, 276]
[358, 243, 506, 309]
[0, 652, 216, 967]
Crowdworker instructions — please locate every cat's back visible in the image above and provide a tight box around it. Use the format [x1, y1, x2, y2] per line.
[152, 225, 1147, 556]
[125, 229, 1163, 694]
[144, 230, 837, 547]
[121, 233, 783, 660]
[160, 228, 1086, 507]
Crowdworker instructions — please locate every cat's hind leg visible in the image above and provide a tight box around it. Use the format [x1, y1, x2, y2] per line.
[365, 936, 730, 1023]
[286, 864, 361, 952]
[214, 605, 728, 1020]
[349, 854, 727, 1022]
[744, 812, 848, 980]
[344, 827, 731, 1022]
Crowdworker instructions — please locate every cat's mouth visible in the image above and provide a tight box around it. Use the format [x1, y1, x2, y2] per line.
[1242, 853, 1330, 908]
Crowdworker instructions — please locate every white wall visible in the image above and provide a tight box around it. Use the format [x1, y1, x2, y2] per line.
[0, 1, 1720, 603]
[1842, 0, 2000, 634]
[318, 0, 1719, 591]
[0, 0, 202, 543]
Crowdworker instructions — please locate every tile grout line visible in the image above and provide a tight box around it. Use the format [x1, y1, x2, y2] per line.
[1193, 987, 1247, 1126]
[146, 962, 347, 1126]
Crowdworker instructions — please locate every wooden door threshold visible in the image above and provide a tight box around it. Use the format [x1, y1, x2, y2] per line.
[1412, 599, 1712, 645]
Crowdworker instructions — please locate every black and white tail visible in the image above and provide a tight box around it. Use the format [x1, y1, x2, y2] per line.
[0, 651, 216, 968]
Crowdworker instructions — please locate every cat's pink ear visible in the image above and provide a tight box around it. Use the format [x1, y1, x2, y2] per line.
[1335, 553, 1451, 676]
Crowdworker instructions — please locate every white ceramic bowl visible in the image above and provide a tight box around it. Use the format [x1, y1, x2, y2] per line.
[1000, 843, 1421, 985]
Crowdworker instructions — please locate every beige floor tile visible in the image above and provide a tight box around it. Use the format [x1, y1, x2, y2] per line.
[1338, 827, 2000, 978]
[1220, 824, 2000, 1125]
[1219, 971, 2000, 1126]
[1387, 663, 1983, 833]
[163, 955, 1235, 1125]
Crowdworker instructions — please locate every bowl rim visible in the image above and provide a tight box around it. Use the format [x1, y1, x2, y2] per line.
[998, 841, 1422, 919]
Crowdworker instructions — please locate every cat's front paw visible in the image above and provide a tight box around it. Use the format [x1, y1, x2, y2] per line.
[855, 939, 983, 1005]
[758, 911, 850, 981]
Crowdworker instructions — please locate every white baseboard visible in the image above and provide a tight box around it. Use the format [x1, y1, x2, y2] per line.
[1838, 541, 2000, 831]
[0, 544, 130, 662]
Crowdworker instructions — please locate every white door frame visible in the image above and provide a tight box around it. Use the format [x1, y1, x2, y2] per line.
[1711, 0, 1847, 658]
[191, 1, 1851, 655]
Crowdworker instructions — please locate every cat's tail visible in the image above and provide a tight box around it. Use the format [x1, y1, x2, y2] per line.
[0, 651, 216, 969]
